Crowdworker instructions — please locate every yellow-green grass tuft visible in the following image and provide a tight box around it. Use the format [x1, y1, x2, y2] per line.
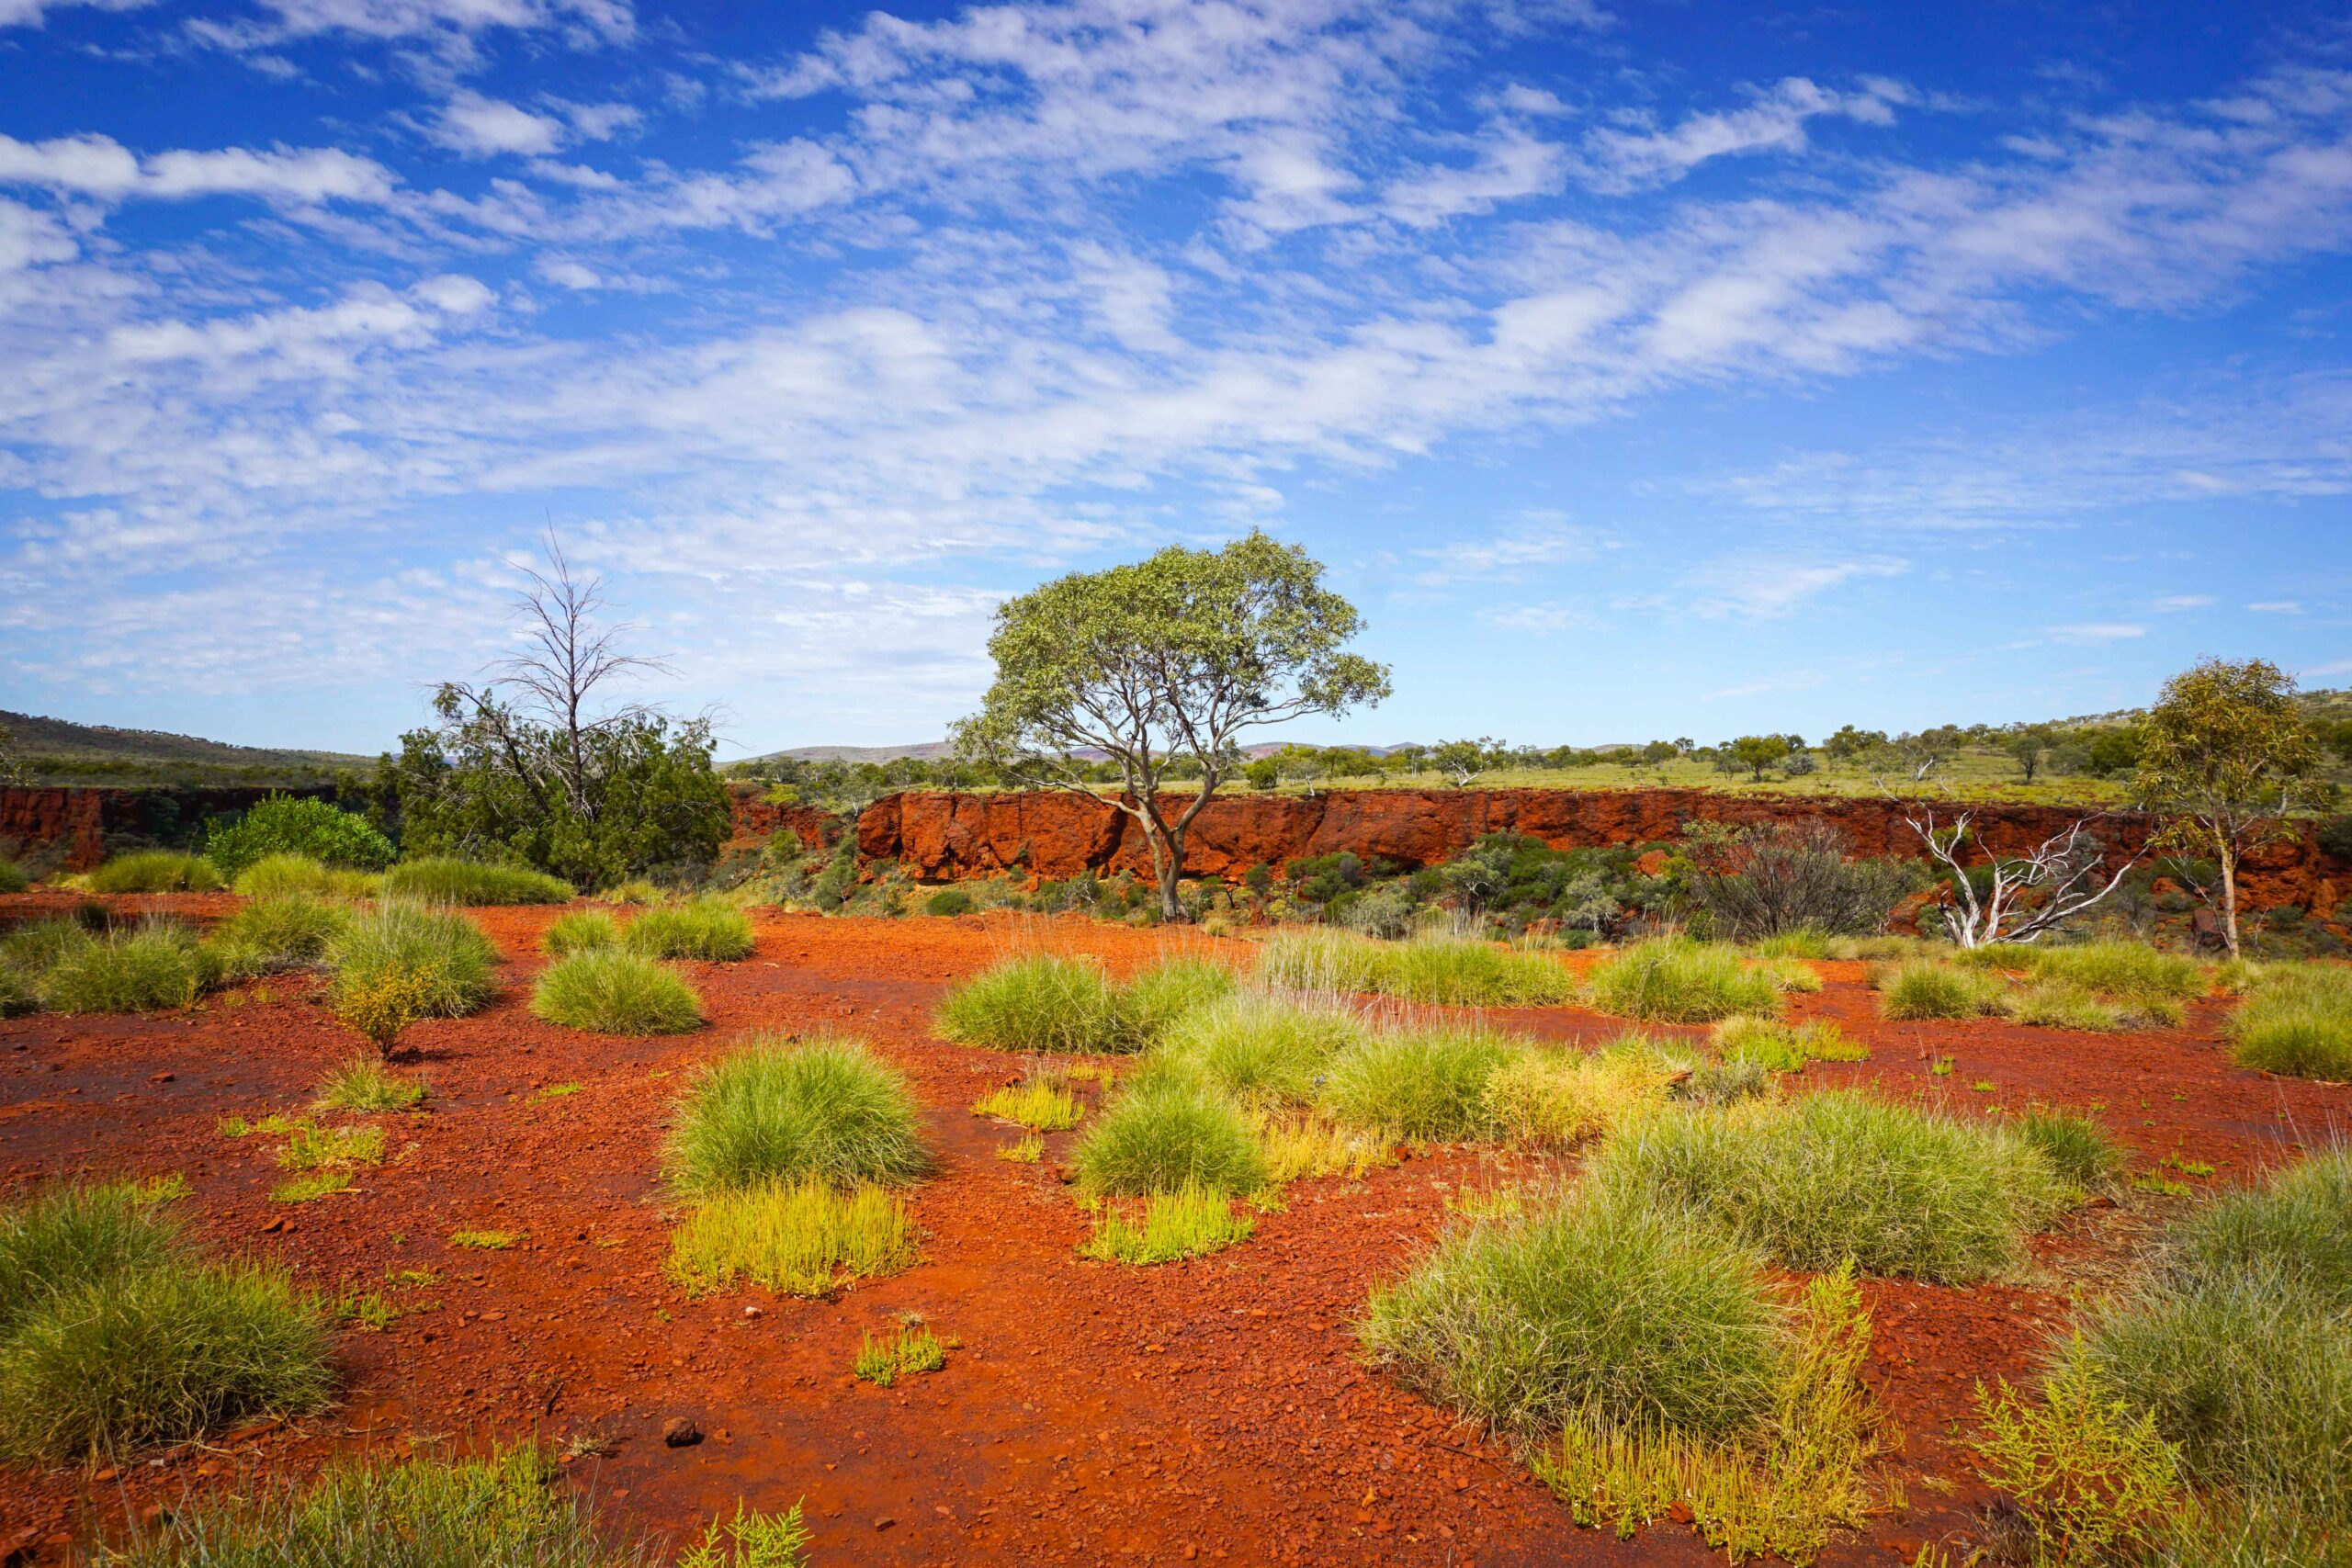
[1874, 959, 2007, 1021]
[2227, 962, 2352, 1081]
[88, 851, 223, 895]
[383, 858, 574, 906]
[1582, 938, 1785, 1023]
[203, 896, 350, 983]
[972, 1073, 1084, 1132]
[853, 1321, 945, 1386]
[231, 854, 381, 901]
[666, 1178, 918, 1297]
[934, 953, 1119, 1054]
[540, 910, 619, 957]
[623, 898, 756, 962]
[42, 924, 205, 1013]
[326, 902, 499, 1020]
[1073, 1082, 1267, 1196]
[1481, 1046, 1678, 1146]
[665, 1033, 929, 1197]
[1079, 1183, 1255, 1265]
[1145, 992, 1365, 1108]
[1709, 1016, 1863, 1073]
[1317, 1024, 1515, 1140]
[530, 949, 701, 1035]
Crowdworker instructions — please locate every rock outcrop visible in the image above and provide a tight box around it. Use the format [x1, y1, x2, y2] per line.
[1, 784, 333, 873]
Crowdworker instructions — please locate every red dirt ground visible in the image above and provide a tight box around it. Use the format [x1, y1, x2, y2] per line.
[3, 898, 2346, 1566]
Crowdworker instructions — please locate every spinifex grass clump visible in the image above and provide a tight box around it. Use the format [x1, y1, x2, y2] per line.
[1112, 957, 1237, 1049]
[326, 902, 497, 1056]
[1317, 1024, 1516, 1140]
[1581, 938, 1784, 1023]
[2019, 941, 2206, 1020]
[231, 853, 380, 901]
[0, 858, 27, 894]
[42, 923, 206, 1013]
[530, 950, 701, 1035]
[853, 1320, 945, 1386]
[665, 1034, 930, 1196]
[1480, 1047, 1677, 1147]
[541, 909, 618, 957]
[2017, 1107, 2125, 1196]
[2227, 962, 2352, 1080]
[204, 896, 350, 983]
[1363, 1186, 1786, 1442]
[88, 851, 224, 895]
[935, 953, 1119, 1053]
[667, 1178, 918, 1297]
[1073, 1083, 1267, 1196]
[1873, 959, 2007, 1021]
[1256, 928, 1382, 993]
[1080, 1183, 1256, 1265]
[1146, 992, 1365, 1107]
[383, 858, 574, 906]
[1709, 1017, 1864, 1074]
[623, 897, 756, 962]
[0, 1182, 329, 1461]
[4, 917, 91, 980]
[1370, 936, 1577, 1007]
[1594, 1089, 2069, 1282]
[87, 1443, 789, 1568]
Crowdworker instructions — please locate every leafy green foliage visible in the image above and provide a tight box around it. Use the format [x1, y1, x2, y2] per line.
[205, 795, 393, 877]
[1973, 1352, 2184, 1563]
[530, 950, 701, 1034]
[665, 1034, 929, 1196]
[1683, 819, 1912, 940]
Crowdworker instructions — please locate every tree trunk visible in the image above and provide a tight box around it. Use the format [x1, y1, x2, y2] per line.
[2218, 841, 2241, 958]
[1154, 825, 1188, 922]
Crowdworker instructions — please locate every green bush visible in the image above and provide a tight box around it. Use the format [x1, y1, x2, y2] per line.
[2228, 963, 2352, 1080]
[1362, 1187, 1784, 1441]
[0, 1183, 329, 1462]
[1148, 993, 1365, 1107]
[541, 909, 618, 957]
[530, 950, 701, 1035]
[1876, 959, 2007, 1021]
[666, 1034, 929, 1197]
[203, 896, 350, 982]
[1582, 937, 1783, 1022]
[232, 854, 379, 900]
[1073, 1083, 1267, 1196]
[1317, 1025, 1515, 1139]
[383, 858, 574, 907]
[0, 859, 28, 894]
[1594, 1090, 2069, 1281]
[42, 924, 206, 1013]
[623, 897, 755, 962]
[205, 796, 393, 878]
[86, 1444, 721, 1568]
[325, 903, 499, 1020]
[88, 852, 223, 895]
[924, 888, 975, 918]
[934, 953, 1120, 1053]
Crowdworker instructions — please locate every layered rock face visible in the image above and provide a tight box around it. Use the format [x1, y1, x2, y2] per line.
[850, 786, 2345, 917]
[0, 785, 334, 872]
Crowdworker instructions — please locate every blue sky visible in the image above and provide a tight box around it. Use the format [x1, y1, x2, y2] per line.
[1, 0, 2347, 757]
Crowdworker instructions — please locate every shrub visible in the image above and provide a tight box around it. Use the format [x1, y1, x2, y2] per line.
[623, 898, 755, 962]
[1582, 938, 1783, 1022]
[231, 853, 380, 900]
[1362, 1187, 1785, 1441]
[1593, 1090, 2069, 1281]
[1080, 1183, 1255, 1265]
[2018, 1107, 2126, 1195]
[326, 902, 499, 1026]
[1112, 957, 1236, 1050]
[1973, 1352, 2185, 1564]
[934, 953, 1120, 1054]
[204, 896, 350, 983]
[1709, 1016, 1863, 1072]
[531, 950, 701, 1035]
[383, 858, 574, 906]
[42, 925, 205, 1013]
[542, 909, 618, 957]
[313, 1055, 427, 1113]
[205, 796, 394, 878]
[1481, 1047, 1675, 1145]
[0, 1182, 330, 1462]
[2228, 962, 2352, 1080]
[88, 852, 224, 895]
[1317, 1025, 1515, 1140]
[666, 1177, 918, 1296]
[1149, 993, 1364, 1107]
[665, 1034, 928, 1196]
[924, 888, 975, 918]
[1073, 1083, 1267, 1196]
[1875, 959, 2007, 1021]
[0, 859, 28, 894]
[1684, 819, 1911, 940]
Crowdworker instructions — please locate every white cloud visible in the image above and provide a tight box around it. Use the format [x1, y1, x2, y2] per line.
[2247, 600, 2304, 613]
[1414, 521, 1608, 586]
[1480, 602, 1597, 634]
[0, 0, 145, 28]
[1682, 553, 1907, 618]
[429, 92, 566, 157]
[206, 0, 630, 48]
[2153, 593, 2213, 610]
[1577, 77, 1909, 194]
[0, 132, 396, 204]
[2047, 622, 2147, 644]
[1384, 124, 1566, 227]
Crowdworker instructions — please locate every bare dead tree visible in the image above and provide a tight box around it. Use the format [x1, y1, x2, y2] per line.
[1887, 793, 2145, 946]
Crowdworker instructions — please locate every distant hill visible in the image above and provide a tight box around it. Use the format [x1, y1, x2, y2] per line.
[1, 710, 375, 788]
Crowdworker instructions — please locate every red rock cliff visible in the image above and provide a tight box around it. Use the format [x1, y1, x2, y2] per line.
[854, 787, 2344, 916]
[0, 784, 336, 873]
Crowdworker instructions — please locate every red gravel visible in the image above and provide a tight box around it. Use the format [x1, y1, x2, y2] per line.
[2, 900, 2345, 1566]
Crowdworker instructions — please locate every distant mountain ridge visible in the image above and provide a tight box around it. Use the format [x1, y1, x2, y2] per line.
[2, 710, 373, 787]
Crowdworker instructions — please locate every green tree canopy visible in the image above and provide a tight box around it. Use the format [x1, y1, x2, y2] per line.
[952, 530, 1389, 919]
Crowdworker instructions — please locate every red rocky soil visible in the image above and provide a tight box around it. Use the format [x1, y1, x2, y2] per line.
[2, 898, 2346, 1566]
